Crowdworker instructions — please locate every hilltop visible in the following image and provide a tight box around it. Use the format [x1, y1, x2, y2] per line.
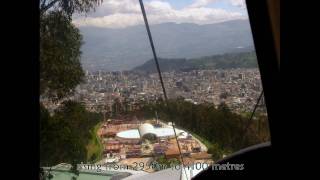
[133, 51, 258, 73]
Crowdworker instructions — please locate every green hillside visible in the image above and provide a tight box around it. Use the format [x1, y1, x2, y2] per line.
[133, 51, 258, 73]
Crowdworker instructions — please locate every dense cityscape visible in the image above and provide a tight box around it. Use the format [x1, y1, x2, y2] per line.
[42, 68, 265, 115]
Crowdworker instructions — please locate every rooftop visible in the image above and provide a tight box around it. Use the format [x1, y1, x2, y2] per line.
[116, 126, 186, 139]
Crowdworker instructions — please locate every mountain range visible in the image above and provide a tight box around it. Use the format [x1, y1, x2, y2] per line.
[79, 20, 255, 71]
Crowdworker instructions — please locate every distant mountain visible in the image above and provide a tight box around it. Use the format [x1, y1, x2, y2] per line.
[133, 51, 258, 73]
[79, 20, 255, 71]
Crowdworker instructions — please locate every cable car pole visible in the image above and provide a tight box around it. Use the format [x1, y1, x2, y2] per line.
[138, 0, 189, 179]
[138, 0, 168, 101]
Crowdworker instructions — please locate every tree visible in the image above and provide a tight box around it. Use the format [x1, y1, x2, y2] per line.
[70, 161, 80, 178]
[39, 0, 103, 170]
[111, 98, 122, 117]
[40, 11, 84, 100]
[40, 101, 102, 166]
[207, 143, 223, 161]
[40, 0, 102, 100]
[40, 0, 103, 18]
[154, 156, 180, 170]
[140, 98, 270, 161]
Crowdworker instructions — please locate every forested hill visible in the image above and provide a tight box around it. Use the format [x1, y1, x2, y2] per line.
[133, 51, 258, 73]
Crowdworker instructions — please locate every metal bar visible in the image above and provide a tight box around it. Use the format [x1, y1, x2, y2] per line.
[138, 0, 189, 179]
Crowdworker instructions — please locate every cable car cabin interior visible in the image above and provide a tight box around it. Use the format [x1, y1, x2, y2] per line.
[39, 0, 279, 179]
[193, 0, 279, 178]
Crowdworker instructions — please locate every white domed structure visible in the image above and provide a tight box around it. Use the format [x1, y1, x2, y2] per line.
[115, 123, 187, 141]
[116, 129, 141, 139]
[138, 123, 157, 140]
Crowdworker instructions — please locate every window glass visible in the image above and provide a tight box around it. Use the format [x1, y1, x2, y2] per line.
[40, 0, 270, 179]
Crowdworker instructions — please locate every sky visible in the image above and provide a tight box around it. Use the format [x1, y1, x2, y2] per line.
[72, 0, 248, 28]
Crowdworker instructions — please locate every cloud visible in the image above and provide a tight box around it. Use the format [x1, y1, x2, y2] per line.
[188, 0, 218, 8]
[83, 0, 141, 17]
[73, 0, 247, 28]
[74, 13, 143, 28]
[230, 0, 246, 9]
[189, 0, 246, 9]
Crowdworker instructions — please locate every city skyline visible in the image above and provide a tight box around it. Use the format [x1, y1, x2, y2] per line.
[42, 67, 266, 116]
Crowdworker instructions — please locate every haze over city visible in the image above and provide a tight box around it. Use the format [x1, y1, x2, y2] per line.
[71, 0, 252, 71]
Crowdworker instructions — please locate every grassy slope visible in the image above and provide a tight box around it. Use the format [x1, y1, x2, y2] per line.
[190, 132, 212, 150]
[86, 122, 103, 163]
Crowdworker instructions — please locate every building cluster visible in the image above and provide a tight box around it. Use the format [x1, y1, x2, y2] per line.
[97, 118, 211, 169]
[42, 68, 265, 114]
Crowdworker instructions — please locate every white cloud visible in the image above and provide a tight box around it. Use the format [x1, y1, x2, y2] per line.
[189, 0, 246, 8]
[188, 0, 218, 8]
[230, 0, 246, 9]
[73, 0, 247, 28]
[74, 13, 143, 28]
